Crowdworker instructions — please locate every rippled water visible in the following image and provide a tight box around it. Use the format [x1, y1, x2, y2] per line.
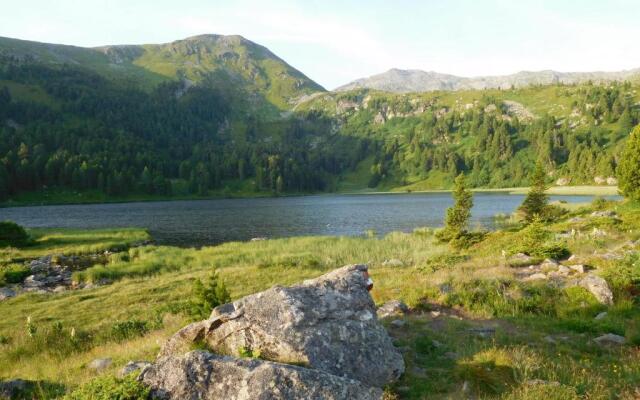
[0, 193, 613, 246]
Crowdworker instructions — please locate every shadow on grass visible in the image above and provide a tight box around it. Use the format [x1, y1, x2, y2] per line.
[0, 379, 66, 399]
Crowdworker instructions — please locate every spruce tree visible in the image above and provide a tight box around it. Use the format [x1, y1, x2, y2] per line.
[190, 270, 231, 319]
[618, 125, 640, 201]
[438, 173, 473, 242]
[519, 162, 549, 222]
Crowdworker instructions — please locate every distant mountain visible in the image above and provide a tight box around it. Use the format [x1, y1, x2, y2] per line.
[0, 34, 324, 109]
[336, 68, 640, 93]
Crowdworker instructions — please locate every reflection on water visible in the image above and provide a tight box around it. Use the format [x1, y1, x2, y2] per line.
[0, 193, 615, 247]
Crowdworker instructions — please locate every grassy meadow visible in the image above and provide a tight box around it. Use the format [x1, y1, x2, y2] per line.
[0, 199, 639, 399]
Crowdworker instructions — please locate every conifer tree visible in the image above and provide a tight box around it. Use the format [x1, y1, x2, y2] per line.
[438, 173, 473, 242]
[190, 270, 231, 320]
[618, 125, 640, 201]
[519, 162, 548, 222]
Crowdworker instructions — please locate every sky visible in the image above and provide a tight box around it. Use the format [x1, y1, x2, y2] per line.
[1, 0, 639, 89]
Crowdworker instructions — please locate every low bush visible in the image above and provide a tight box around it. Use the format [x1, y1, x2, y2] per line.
[0, 221, 31, 247]
[189, 270, 231, 320]
[64, 374, 149, 400]
[0, 264, 30, 286]
[420, 254, 468, 273]
[110, 319, 149, 342]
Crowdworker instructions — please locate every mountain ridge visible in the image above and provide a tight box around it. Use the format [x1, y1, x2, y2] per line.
[336, 67, 640, 93]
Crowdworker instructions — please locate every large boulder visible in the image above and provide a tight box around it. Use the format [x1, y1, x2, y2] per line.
[140, 351, 383, 400]
[159, 264, 404, 387]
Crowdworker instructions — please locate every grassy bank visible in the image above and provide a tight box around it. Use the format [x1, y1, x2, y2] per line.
[0, 200, 638, 398]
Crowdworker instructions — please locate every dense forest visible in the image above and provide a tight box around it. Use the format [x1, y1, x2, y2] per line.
[0, 35, 639, 202]
[0, 60, 369, 201]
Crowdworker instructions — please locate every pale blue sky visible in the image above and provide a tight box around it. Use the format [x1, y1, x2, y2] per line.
[1, 0, 639, 89]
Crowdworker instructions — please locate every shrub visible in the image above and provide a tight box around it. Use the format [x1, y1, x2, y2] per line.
[0, 264, 30, 286]
[420, 254, 468, 273]
[110, 319, 149, 342]
[508, 218, 570, 260]
[518, 163, 549, 223]
[190, 270, 231, 320]
[64, 374, 150, 400]
[0, 221, 31, 247]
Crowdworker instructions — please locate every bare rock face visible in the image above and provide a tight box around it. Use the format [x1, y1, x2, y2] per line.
[159, 264, 404, 388]
[140, 351, 383, 400]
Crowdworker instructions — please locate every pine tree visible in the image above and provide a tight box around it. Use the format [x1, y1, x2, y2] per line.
[437, 173, 473, 242]
[617, 125, 640, 201]
[190, 270, 231, 320]
[519, 162, 549, 222]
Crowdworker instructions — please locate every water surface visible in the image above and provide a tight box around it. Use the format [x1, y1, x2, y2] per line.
[0, 193, 613, 247]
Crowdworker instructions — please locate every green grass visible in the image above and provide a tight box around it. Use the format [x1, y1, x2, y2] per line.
[0, 200, 638, 398]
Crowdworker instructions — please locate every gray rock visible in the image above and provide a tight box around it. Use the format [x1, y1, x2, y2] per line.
[160, 265, 404, 388]
[591, 210, 616, 218]
[579, 275, 614, 305]
[140, 351, 383, 400]
[88, 358, 112, 371]
[119, 361, 152, 378]
[23, 275, 45, 288]
[390, 319, 406, 328]
[594, 333, 626, 346]
[0, 287, 16, 301]
[508, 253, 533, 266]
[557, 265, 571, 275]
[594, 312, 608, 321]
[468, 327, 495, 338]
[438, 283, 453, 294]
[540, 259, 559, 269]
[377, 300, 409, 319]
[381, 259, 404, 267]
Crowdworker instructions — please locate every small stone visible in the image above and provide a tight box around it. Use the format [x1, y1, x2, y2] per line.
[377, 300, 409, 319]
[462, 381, 471, 393]
[88, 358, 112, 371]
[526, 379, 560, 386]
[390, 319, 406, 328]
[594, 333, 626, 346]
[569, 264, 587, 274]
[591, 210, 616, 218]
[438, 284, 452, 294]
[118, 361, 151, 378]
[540, 259, 559, 269]
[543, 336, 556, 344]
[430, 310, 441, 318]
[594, 312, 608, 321]
[557, 265, 571, 274]
[468, 327, 495, 338]
[525, 273, 548, 281]
[382, 259, 405, 267]
[0, 287, 16, 301]
[431, 339, 443, 348]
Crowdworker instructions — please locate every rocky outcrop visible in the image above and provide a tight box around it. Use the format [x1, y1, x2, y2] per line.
[159, 264, 403, 388]
[140, 351, 383, 400]
[377, 300, 409, 319]
[142, 265, 404, 399]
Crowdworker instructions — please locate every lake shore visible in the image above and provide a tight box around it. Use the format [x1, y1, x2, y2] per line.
[0, 185, 619, 208]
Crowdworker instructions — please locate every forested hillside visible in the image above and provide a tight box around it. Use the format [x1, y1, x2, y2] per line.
[0, 34, 638, 203]
[299, 83, 639, 190]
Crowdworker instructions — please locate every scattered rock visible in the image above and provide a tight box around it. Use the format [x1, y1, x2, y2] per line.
[431, 340, 443, 348]
[591, 210, 616, 218]
[593, 333, 626, 346]
[467, 327, 495, 338]
[606, 177, 618, 186]
[557, 265, 571, 275]
[524, 273, 547, 281]
[430, 310, 441, 318]
[543, 336, 556, 344]
[556, 177, 571, 186]
[140, 351, 383, 400]
[579, 275, 613, 305]
[159, 265, 404, 388]
[118, 361, 152, 378]
[594, 312, 608, 321]
[88, 358, 112, 372]
[508, 253, 533, 266]
[0, 287, 16, 301]
[591, 228, 608, 238]
[569, 264, 588, 274]
[381, 259, 404, 267]
[250, 237, 267, 241]
[540, 259, 559, 269]
[390, 319, 406, 328]
[377, 300, 409, 319]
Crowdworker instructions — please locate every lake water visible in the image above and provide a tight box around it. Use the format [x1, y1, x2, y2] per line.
[0, 193, 614, 247]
